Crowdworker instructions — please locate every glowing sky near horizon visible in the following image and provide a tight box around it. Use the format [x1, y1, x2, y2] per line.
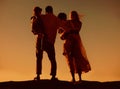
[0, 0, 120, 82]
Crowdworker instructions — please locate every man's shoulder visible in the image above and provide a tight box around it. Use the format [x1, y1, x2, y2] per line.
[45, 13, 57, 18]
[40, 14, 45, 18]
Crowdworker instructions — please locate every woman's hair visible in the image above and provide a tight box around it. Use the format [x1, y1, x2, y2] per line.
[70, 11, 79, 21]
[58, 12, 67, 20]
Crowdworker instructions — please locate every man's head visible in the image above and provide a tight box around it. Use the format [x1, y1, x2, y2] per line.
[45, 6, 53, 13]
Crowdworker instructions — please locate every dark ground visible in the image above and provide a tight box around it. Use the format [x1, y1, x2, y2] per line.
[0, 79, 120, 89]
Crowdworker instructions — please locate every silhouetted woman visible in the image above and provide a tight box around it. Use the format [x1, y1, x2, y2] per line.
[58, 11, 91, 83]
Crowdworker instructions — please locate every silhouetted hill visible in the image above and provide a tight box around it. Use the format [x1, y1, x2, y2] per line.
[0, 79, 120, 89]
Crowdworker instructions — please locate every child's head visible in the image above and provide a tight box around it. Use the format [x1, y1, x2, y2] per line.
[58, 13, 67, 21]
[33, 6, 42, 16]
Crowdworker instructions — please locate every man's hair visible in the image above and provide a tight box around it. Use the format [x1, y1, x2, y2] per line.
[45, 6, 53, 13]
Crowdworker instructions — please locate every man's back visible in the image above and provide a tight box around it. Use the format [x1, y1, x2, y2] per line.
[41, 13, 59, 44]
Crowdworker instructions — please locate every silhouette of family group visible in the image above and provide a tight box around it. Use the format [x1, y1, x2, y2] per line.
[31, 5, 91, 83]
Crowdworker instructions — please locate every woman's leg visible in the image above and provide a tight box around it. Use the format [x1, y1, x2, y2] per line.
[71, 72, 75, 82]
[66, 55, 75, 82]
[78, 71, 82, 82]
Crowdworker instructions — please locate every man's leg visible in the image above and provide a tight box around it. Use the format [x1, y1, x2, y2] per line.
[35, 38, 43, 80]
[46, 43, 57, 79]
[35, 49, 43, 80]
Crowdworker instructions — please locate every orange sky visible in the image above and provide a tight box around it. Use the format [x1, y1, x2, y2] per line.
[0, 0, 120, 82]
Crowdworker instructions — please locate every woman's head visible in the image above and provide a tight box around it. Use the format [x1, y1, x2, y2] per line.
[70, 11, 79, 21]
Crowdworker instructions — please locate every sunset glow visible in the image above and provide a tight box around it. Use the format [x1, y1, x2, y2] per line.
[0, 0, 120, 82]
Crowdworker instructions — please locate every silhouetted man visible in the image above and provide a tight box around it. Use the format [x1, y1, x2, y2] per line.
[34, 6, 59, 80]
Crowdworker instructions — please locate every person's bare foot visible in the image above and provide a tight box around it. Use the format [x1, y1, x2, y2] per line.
[34, 75, 40, 81]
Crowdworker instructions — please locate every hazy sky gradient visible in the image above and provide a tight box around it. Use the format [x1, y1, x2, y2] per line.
[0, 0, 120, 82]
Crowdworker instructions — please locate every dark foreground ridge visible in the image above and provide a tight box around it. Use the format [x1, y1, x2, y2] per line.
[0, 79, 120, 89]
